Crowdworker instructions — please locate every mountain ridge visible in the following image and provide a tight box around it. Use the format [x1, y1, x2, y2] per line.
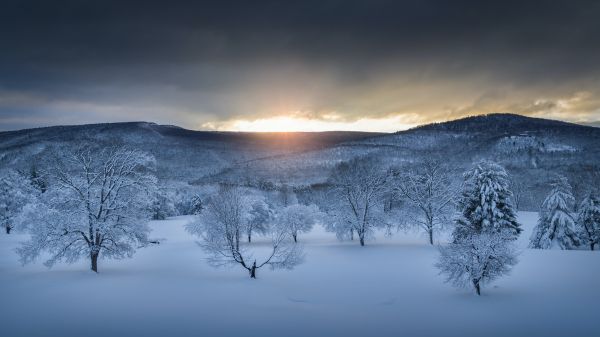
[1, 113, 599, 211]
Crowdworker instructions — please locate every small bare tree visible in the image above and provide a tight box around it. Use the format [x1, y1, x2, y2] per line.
[17, 146, 157, 272]
[187, 186, 303, 278]
[394, 160, 456, 245]
[327, 158, 388, 246]
[245, 195, 271, 243]
[274, 203, 321, 243]
[509, 177, 526, 211]
[437, 230, 518, 296]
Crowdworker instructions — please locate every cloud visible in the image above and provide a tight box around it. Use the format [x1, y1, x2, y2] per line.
[1, 0, 600, 131]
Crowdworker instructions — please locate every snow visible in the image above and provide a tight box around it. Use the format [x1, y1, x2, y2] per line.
[1, 212, 598, 337]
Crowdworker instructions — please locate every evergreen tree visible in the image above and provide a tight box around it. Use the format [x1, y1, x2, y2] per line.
[453, 160, 521, 241]
[29, 165, 47, 193]
[529, 175, 580, 250]
[438, 161, 520, 296]
[189, 194, 204, 215]
[0, 169, 36, 234]
[577, 192, 600, 251]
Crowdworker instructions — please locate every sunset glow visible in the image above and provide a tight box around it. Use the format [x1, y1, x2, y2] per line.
[202, 115, 417, 132]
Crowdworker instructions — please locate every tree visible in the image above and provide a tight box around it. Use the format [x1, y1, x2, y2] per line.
[453, 160, 521, 242]
[29, 165, 47, 193]
[0, 169, 36, 234]
[437, 161, 520, 295]
[189, 194, 204, 215]
[274, 203, 321, 243]
[529, 175, 580, 250]
[326, 158, 388, 246]
[278, 183, 297, 207]
[394, 160, 455, 245]
[17, 146, 157, 272]
[151, 188, 177, 220]
[245, 195, 271, 243]
[187, 186, 303, 278]
[578, 192, 600, 250]
[437, 230, 518, 296]
[509, 177, 527, 211]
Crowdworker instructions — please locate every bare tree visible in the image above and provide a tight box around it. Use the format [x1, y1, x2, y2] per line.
[509, 177, 527, 211]
[437, 230, 518, 296]
[245, 195, 271, 243]
[187, 186, 303, 278]
[393, 160, 456, 245]
[327, 158, 388, 246]
[17, 146, 157, 272]
[274, 203, 321, 242]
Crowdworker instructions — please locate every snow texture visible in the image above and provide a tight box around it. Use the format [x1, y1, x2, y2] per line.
[0, 212, 598, 337]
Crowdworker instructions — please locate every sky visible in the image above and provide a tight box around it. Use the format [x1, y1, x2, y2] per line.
[1, 0, 600, 132]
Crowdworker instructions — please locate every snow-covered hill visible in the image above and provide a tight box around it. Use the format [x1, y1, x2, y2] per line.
[206, 114, 600, 210]
[0, 122, 380, 182]
[2, 114, 599, 210]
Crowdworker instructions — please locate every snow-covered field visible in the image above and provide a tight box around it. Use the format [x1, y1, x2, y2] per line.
[0, 212, 598, 337]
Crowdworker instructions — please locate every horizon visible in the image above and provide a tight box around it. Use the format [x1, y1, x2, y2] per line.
[1, 112, 597, 134]
[1, 1, 600, 132]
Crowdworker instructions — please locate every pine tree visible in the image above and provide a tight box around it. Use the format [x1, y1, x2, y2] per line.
[529, 175, 580, 250]
[0, 169, 36, 234]
[577, 192, 600, 251]
[453, 160, 521, 241]
[29, 165, 47, 193]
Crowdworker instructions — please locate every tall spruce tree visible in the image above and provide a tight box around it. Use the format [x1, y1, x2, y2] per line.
[529, 175, 580, 250]
[577, 192, 600, 251]
[453, 160, 521, 241]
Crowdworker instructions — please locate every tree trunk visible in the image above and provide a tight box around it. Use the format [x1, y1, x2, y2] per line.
[591, 243, 595, 251]
[248, 233, 251, 243]
[359, 235, 365, 246]
[473, 279, 481, 296]
[5, 226, 10, 234]
[90, 251, 99, 273]
[350, 228, 354, 241]
[249, 261, 257, 279]
[293, 233, 297, 243]
[428, 229, 433, 245]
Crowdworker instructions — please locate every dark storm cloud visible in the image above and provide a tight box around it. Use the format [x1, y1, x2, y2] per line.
[1, 0, 600, 130]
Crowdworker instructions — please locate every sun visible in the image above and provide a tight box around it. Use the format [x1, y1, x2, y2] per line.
[209, 115, 415, 132]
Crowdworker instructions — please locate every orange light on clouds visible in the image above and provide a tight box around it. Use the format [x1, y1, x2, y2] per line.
[202, 115, 417, 132]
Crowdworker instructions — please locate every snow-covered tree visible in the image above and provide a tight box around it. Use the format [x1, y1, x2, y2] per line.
[437, 230, 518, 296]
[453, 160, 521, 241]
[189, 194, 204, 215]
[509, 177, 527, 211]
[578, 192, 600, 250]
[187, 186, 303, 278]
[394, 160, 456, 244]
[437, 161, 520, 295]
[529, 175, 580, 250]
[277, 183, 297, 207]
[17, 146, 157, 272]
[0, 169, 36, 234]
[151, 188, 178, 220]
[245, 195, 272, 243]
[326, 158, 388, 246]
[28, 165, 47, 193]
[274, 203, 321, 242]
